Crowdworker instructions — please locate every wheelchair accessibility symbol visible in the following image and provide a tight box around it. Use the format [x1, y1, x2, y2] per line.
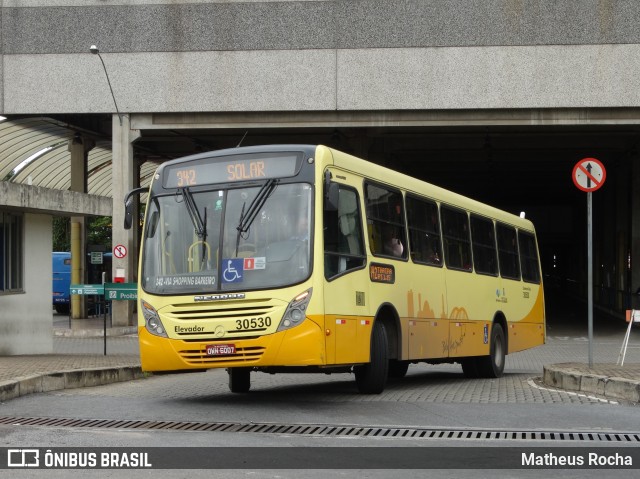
[222, 259, 244, 283]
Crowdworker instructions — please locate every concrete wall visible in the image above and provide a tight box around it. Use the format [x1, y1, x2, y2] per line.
[0, 213, 53, 355]
[0, 182, 112, 217]
[0, 182, 110, 355]
[2, 0, 640, 114]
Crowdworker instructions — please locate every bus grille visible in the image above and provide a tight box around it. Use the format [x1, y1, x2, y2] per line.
[166, 304, 276, 321]
[179, 346, 265, 365]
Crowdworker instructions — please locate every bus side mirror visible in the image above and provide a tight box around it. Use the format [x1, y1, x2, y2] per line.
[123, 187, 148, 230]
[124, 197, 134, 230]
[324, 182, 339, 212]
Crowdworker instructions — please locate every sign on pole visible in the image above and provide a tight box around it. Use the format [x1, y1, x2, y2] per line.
[70, 284, 105, 295]
[113, 244, 127, 259]
[104, 282, 138, 301]
[572, 158, 606, 192]
[90, 251, 104, 265]
[573, 158, 606, 368]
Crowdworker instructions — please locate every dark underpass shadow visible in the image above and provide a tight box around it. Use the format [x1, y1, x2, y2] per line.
[544, 286, 633, 338]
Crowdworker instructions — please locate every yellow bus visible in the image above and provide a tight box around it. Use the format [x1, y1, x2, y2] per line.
[125, 144, 545, 394]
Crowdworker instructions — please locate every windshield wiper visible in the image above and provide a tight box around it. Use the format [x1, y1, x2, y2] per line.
[179, 188, 210, 269]
[179, 187, 207, 241]
[200, 206, 208, 269]
[235, 178, 278, 256]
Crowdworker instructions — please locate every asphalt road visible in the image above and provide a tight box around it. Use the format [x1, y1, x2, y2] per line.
[2, 301, 639, 478]
[2, 331, 640, 478]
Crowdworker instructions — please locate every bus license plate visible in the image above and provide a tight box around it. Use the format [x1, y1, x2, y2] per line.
[206, 344, 236, 356]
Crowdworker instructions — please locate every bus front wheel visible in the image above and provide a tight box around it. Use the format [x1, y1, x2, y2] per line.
[355, 321, 389, 394]
[228, 367, 251, 393]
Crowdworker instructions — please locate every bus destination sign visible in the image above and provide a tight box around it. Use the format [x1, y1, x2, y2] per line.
[369, 263, 395, 284]
[164, 152, 302, 188]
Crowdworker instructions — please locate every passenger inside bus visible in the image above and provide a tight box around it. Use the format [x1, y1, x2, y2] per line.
[383, 229, 404, 257]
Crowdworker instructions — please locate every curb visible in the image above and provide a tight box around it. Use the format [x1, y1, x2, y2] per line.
[0, 366, 145, 402]
[54, 327, 138, 338]
[543, 364, 640, 403]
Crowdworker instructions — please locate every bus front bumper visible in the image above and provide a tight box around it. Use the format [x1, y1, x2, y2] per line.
[138, 318, 326, 373]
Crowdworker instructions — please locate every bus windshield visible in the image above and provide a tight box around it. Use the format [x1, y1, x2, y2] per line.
[141, 182, 313, 295]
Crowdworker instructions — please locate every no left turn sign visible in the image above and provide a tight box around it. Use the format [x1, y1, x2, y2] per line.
[572, 158, 606, 192]
[113, 244, 127, 259]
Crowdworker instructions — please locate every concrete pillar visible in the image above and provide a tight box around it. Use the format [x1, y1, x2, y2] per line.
[111, 114, 141, 326]
[69, 136, 88, 319]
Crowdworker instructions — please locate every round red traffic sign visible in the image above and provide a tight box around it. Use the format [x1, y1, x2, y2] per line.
[572, 158, 606, 192]
[113, 244, 127, 259]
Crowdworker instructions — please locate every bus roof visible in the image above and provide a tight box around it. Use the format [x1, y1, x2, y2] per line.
[324, 145, 536, 232]
[149, 144, 536, 232]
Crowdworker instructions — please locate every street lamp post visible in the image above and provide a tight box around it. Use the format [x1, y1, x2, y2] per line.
[89, 45, 123, 126]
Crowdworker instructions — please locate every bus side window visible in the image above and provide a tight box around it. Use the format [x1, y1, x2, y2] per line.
[497, 223, 521, 280]
[518, 231, 541, 284]
[470, 214, 498, 276]
[323, 184, 366, 279]
[364, 182, 407, 260]
[406, 195, 442, 266]
[441, 206, 472, 272]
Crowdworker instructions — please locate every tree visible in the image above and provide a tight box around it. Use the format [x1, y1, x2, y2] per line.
[87, 216, 112, 250]
[52, 216, 70, 251]
[52, 216, 112, 251]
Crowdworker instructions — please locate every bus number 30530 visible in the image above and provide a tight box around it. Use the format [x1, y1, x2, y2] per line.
[236, 317, 272, 330]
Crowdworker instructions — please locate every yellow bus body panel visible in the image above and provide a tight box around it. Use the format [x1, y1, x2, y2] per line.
[137, 145, 546, 373]
[139, 315, 327, 372]
[323, 314, 374, 365]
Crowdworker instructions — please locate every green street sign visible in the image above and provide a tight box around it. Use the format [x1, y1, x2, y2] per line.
[104, 282, 138, 301]
[70, 284, 104, 295]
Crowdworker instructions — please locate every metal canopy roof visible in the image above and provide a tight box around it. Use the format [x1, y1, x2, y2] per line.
[0, 117, 155, 202]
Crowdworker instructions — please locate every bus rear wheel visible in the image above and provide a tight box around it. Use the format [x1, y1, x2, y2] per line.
[476, 323, 506, 378]
[228, 367, 251, 393]
[355, 321, 389, 394]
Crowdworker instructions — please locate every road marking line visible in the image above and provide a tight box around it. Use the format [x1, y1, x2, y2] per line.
[527, 378, 619, 405]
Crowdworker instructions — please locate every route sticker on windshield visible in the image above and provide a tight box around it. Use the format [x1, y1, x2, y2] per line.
[243, 257, 266, 270]
[154, 275, 216, 287]
[222, 258, 244, 283]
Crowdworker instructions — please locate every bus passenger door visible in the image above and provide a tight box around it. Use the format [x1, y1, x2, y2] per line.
[322, 178, 370, 365]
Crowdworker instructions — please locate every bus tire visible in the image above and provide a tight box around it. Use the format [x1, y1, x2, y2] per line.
[477, 323, 506, 378]
[388, 360, 409, 378]
[228, 367, 251, 393]
[355, 321, 389, 394]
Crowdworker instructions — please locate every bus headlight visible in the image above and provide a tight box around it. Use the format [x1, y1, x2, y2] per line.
[278, 288, 312, 332]
[141, 300, 168, 338]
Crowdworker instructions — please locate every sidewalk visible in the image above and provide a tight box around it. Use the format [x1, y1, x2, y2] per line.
[0, 315, 142, 402]
[543, 362, 640, 403]
[0, 316, 639, 404]
[53, 316, 137, 337]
